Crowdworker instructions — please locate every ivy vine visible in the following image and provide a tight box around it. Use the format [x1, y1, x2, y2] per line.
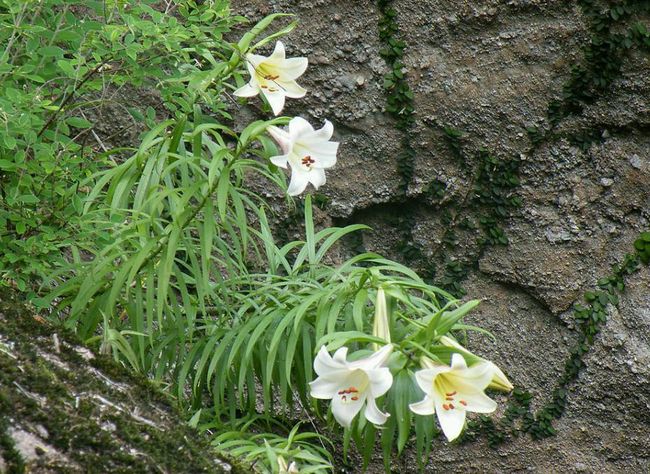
[374, 0, 650, 459]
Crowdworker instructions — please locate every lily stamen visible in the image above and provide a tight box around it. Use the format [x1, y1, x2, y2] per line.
[301, 155, 315, 167]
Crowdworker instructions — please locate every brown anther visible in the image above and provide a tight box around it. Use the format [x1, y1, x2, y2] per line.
[351, 396, 359, 401]
[449, 403, 455, 409]
[445, 397, 454, 401]
[260, 84, 268, 89]
[349, 387, 358, 392]
[337, 390, 344, 395]
[460, 400, 467, 406]
[301, 155, 315, 166]
[342, 395, 347, 401]
[442, 404, 450, 411]
[446, 391, 457, 396]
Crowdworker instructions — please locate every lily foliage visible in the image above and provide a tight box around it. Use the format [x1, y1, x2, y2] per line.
[39, 10, 510, 474]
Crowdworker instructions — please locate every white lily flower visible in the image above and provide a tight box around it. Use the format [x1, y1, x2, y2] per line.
[309, 344, 393, 428]
[439, 336, 514, 392]
[278, 456, 299, 473]
[409, 353, 497, 442]
[267, 117, 339, 196]
[234, 41, 308, 116]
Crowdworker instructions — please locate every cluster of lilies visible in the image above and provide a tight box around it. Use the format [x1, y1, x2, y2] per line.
[234, 41, 512, 447]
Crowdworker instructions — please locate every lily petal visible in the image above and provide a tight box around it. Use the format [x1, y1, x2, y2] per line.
[314, 346, 345, 375]
[270, 154, 290, 169]
[454, 390, 497, 413]
[419, 359, 453, 379]
[268, 40, 287, 62]
[414, 368, 437, 394]
[332, 346, 349, 365]
[448, 361, 495, 392]
[309, 377, 342, 399]
[309, 142, 339, 168]
[233, 82, 259, 98]
[366, 367, 393, 398]
[488, 363, 514, 392]
[304, 119, 334, 143]
[279, 57, 309, 81]
[440, 337, 513, 392]
[267, 126, 292, 155]
[246, 53, 267, 70]
[348, 344, 393, 370]
[331, 391, 366, 428]
[288, 116, 315, 139]
[409, 395, 436, 416]
[450, 353, 469, 371]
[308, 167, 326, 190]
[364, 396, 390, 425]
[279, 80, 307, 99]
[434, 397, 466, 442]
[261, 88, 286, 116]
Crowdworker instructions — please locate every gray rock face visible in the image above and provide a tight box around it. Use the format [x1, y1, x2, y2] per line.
[235, 0, 649, 471]
[0, 289, 233, 473]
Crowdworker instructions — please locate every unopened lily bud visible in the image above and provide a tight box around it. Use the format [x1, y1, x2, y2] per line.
[372, 287, 390, 349]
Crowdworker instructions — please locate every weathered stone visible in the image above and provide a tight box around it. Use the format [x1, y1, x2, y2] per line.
[231, 0, 650, 471]
[0, 288, 235, 473]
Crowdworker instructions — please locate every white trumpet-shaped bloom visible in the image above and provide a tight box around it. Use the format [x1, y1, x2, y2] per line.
[409, 353, 497, 442]
[278, 456, 299, 473]
[267, 117, 339, 196]
[309, 344, 393, 428]
[439, 336, 514, 392]
[234, 41, 308, 116]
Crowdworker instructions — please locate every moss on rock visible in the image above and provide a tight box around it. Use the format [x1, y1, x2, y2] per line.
[0, 287, 237, 473]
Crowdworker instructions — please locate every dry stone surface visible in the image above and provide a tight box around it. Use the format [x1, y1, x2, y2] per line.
[234, 0, 650, 472]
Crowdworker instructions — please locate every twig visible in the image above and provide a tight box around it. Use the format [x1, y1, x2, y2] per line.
[36, 60, 109, 139]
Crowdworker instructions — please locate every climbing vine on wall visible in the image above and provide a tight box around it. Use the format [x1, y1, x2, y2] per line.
[548, 0, 650, 126]
[374, 0, 650, 458]
[376, 1, 524, 300]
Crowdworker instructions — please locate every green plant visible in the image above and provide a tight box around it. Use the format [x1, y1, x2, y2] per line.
[377, 0, 415, 194]
[22, 7, 508, 469]
[208, 419, 333, 473]
[0, 0, 245, 295]
[634, 232, 650, 264]
[548, 0, 650, 125]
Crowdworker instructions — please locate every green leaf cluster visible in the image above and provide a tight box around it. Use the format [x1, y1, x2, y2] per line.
[548, 0, 650, 125]
[0, 0, 244, 294]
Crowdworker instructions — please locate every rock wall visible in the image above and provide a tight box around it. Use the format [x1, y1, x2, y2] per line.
[0, 288, 235, 473]
[235, 1, 649, 472]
